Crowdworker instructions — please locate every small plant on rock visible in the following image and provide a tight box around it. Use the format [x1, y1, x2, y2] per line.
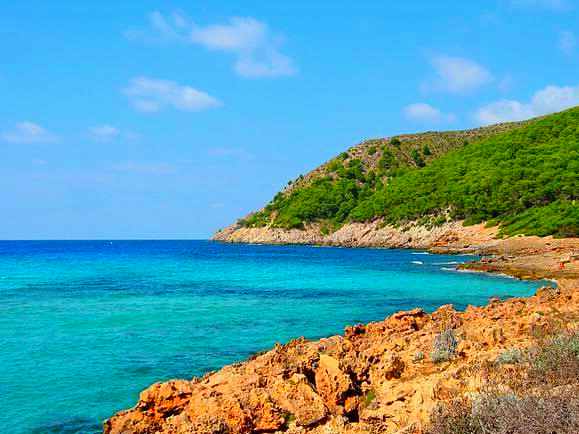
[430, 329, 458, 363]
[282, 412, 296, 429]
[363, 389, 377, 408]
[495, 348, 524, 365]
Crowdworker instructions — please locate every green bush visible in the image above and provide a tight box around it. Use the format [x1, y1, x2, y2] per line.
[390, 137, 402, 148]
[378, 148, 397, 170]
[411, 148, 426, 167]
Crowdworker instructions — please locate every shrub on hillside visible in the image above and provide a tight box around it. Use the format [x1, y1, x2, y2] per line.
[411, 148, 426, 167]
[428, 391, 579, 434]
[528, 330, 579, 386]
[428, 330, 579, 434]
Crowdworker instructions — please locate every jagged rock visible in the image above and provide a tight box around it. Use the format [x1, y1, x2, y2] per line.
[105, 279, 578, 434]
[314, 354, 354, 413]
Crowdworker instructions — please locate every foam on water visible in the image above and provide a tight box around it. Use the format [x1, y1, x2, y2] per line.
[0, 240, 545, 433]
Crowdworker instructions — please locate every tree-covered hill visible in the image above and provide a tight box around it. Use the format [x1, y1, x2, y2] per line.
[241, 108, 579, 237]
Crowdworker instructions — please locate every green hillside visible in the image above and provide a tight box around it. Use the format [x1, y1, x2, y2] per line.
[241, 108, 579, 237]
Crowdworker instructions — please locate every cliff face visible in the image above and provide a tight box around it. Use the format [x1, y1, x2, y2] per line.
[104, 280, 578, 434]
[213, 220, 498, 251]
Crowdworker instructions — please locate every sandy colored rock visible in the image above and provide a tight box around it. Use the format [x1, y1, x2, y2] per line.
[105, 276, 578, 434]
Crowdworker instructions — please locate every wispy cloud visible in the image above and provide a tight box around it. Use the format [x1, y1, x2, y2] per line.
[89, 125, 140, 142]
[475, 84, 579, 124]
[423, 55, 493, 94]
[1, 121, 59, 144]
[403, 103, 456, 123]
[129, 12, 296, 78]
[559, 31, 576, 56]
[124, 76, 221, 113]
[89, 125, 120, 141]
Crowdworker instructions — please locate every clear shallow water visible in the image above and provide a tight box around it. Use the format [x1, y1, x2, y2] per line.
[0, 240, 545, 433]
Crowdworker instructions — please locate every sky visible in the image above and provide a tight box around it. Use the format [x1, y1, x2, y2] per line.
[1, 0, 578, 239]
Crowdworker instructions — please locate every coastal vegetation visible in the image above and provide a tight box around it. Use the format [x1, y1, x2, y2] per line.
[241, 108, 579, 237]
[428, 330, 579, 434]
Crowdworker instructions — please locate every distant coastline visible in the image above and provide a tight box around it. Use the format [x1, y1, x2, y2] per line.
[214, 219, 579, 283]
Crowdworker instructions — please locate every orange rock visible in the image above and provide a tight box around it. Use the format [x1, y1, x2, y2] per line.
[104, 276, 579, 434]
[314, 354, 354, 413]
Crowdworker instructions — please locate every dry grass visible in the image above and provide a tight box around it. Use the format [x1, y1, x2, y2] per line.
[427, 330, 579, 434]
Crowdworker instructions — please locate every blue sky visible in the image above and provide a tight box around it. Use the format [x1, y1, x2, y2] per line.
[1, 0, 578, 239]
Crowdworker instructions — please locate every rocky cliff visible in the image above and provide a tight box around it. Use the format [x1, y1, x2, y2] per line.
[213, 220, 496, 250]
[104, 277, 578, 434]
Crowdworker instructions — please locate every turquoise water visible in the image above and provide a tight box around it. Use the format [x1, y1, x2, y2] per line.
[0, 240, 544, 433]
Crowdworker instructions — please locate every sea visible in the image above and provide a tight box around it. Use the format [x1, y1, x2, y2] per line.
[0, 240, 546, 433]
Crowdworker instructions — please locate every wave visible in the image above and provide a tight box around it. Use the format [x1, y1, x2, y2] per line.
[441, 267, 523, 281]
[433, 261, 460, 265]
[411, 260, 424, 265]
[411, 252, 430, 255]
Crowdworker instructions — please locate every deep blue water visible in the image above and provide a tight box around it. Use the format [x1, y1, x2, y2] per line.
[0, 240, 545, 433]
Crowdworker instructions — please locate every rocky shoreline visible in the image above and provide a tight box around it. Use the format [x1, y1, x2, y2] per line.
[214, 221, 579, 281]
[212, 220, 495, 251]
[105, 226, 579, 434]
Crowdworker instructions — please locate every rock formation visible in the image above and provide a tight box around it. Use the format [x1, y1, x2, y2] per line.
[105, 277, 578, 434]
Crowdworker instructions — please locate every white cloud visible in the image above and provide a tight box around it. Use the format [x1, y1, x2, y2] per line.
[132, 13, 296, 78]
[403, 103, 456, 123]
[190, 17, 296, 77]
[89, 125, 120, 141]
[1, 121, 59, 144]
[124, 76, 221, 113]
[559, 31, 576, 56]
[425, 55, 493, 93]
[475, 84, 579, 124]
